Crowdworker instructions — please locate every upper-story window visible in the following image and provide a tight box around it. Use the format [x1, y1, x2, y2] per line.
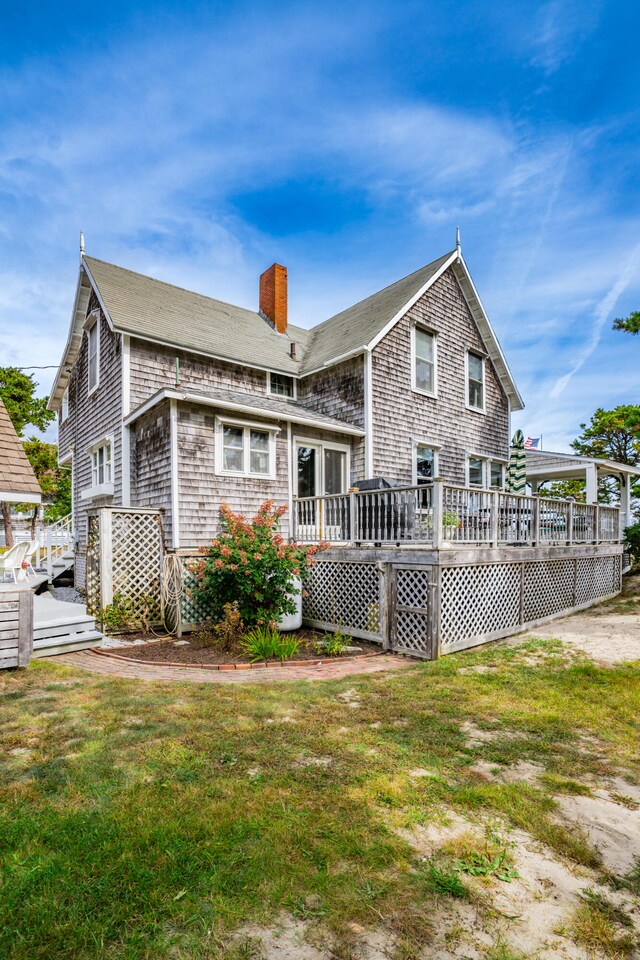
[61, 387, 69, 423]
[467, 351, 484, 410]
[87, 313, 100, 394]
[268, 372, 295, 398]
[216, 417, 277, 479]
[413, 326, 436, 396]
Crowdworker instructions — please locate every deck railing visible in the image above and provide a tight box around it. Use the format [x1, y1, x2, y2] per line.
[293, 480, 622, 547]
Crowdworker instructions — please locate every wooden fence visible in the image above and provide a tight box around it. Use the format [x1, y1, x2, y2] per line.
[0, 587, 33, 669]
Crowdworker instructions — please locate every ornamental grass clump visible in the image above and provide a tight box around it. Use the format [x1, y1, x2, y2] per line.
[191, 500, 327, 628]
[241, 625, 301, 662]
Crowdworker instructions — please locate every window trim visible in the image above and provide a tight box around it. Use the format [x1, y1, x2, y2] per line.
[60, 386, 69, 424]
[85, 310, 101, 396]
[267, 371, 297, 399]
[293, 436, 351, 497]
[81, 434, 114, 500]
[465, 452, 508, 488]
[465, 349, 486, 413]
[411, 322, 438, 398]
[412, 438, 441, 485]
[215, 416, 278, 480]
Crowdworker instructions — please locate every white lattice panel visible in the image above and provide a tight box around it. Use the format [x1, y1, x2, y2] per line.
[393, 567, 433, 656]
[180, 556, 212, 626]
[111, 511, 163, 620]
[523, 560, 575, 621]
[440, 563, 520, 648]
[575, 555, 620, 604]
[303, 561, 381, 639]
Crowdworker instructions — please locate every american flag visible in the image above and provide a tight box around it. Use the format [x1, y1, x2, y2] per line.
[524, 436, 540, 450]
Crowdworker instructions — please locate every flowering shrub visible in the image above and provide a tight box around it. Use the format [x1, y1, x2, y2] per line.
[190, 501, 327, 628]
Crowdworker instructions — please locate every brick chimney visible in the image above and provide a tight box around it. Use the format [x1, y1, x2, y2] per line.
[259, 263, 288, 334]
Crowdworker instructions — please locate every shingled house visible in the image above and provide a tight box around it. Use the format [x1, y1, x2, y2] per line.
[48, 243, 525, 587]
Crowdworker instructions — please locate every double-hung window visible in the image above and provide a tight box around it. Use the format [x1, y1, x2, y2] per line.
[467, 351, 484, 410]
[218, 419, 277, 478]
[92, 442, 112, 487]
[415, 444, 437, 484]
[413, 326, 436, 395]
[87, 315, 100, 394]
[490, 461, 504, 488]
[467, 456, 485, 487]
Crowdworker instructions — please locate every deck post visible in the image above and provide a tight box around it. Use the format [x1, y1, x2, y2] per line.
[567, 500, 574, 545]
[432, 479, 444, 549]
[291, 497, 297, 541]
[349, 491, 358, 543]
[377, 561, 392, 650]
[532, 495, 540, 545]
[18, 589, 34, 667]
[491, 490, 500, 546]
[99, 508, 114, 611]
[595, 504, 600, 544]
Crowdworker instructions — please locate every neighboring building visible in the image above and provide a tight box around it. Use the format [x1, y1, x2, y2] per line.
[0, 397, 41, 506]
[48, 244, 524, 587]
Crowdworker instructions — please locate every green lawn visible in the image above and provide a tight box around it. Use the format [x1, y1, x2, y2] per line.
[1, 635, 639, 959]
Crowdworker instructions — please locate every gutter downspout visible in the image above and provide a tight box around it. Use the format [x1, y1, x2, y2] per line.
[364, 347, 373, 479]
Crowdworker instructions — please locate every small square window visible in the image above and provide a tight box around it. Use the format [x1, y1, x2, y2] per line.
[269, 373, 294, 397]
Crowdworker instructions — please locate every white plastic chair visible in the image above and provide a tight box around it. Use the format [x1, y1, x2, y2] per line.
[0, 542, 30, 583]
[23, 540, 40, 578]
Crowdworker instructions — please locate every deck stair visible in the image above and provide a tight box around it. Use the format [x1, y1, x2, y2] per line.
[42, 513, 75, 582]
[32, 593, 104, 658]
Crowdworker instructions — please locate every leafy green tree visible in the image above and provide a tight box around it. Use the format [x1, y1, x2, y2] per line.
[613, 311, 640, 335]
[0, 367, 55, 435]
[0, 367, 55, 547]
[19, 439, 71, 537]
[571, 406, 640, 508]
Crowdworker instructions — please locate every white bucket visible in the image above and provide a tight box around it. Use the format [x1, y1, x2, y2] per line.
[278, 576, 302, 631]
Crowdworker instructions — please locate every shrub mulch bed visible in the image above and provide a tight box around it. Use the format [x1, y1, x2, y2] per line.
[97, 628, 383, 670]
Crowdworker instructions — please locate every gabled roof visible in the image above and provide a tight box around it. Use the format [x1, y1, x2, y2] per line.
[0, 398, 41, 503]
[49, 246, 524, 412]
[84, 256, 312, 373]
[300, 251, 455, 372]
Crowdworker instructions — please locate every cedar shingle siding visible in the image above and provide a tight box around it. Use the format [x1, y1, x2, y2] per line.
[52, 251, 518, 558]
[59, 292, 123, 587]
[371, 269, 509, 483]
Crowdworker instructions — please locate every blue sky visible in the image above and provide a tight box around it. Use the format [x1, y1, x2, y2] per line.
[1, 0, 639, 449]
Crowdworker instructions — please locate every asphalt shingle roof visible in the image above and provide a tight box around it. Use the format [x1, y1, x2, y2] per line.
[84, 257, 311, 375]
[0, 399, 41, 499]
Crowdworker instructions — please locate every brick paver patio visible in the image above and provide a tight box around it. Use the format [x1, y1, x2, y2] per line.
[47, 650, 417, 683]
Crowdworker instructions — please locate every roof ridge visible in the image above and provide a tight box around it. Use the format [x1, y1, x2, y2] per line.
[307, 250, 455, 338]
[84, 256, 264, 319]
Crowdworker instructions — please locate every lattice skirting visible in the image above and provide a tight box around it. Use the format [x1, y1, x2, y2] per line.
[302, 560, 382, 641]
[111, 512, 163, 622]
[393, 566, 433, 658]
[440, 553, 622, 654]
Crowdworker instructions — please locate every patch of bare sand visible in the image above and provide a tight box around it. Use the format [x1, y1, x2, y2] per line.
[237, 916, 325, 958]
[555, 790, 640, 875]
[460, 720, 517, 747]
[468, 758, 545, 784]
[519, 613, 640, 665]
